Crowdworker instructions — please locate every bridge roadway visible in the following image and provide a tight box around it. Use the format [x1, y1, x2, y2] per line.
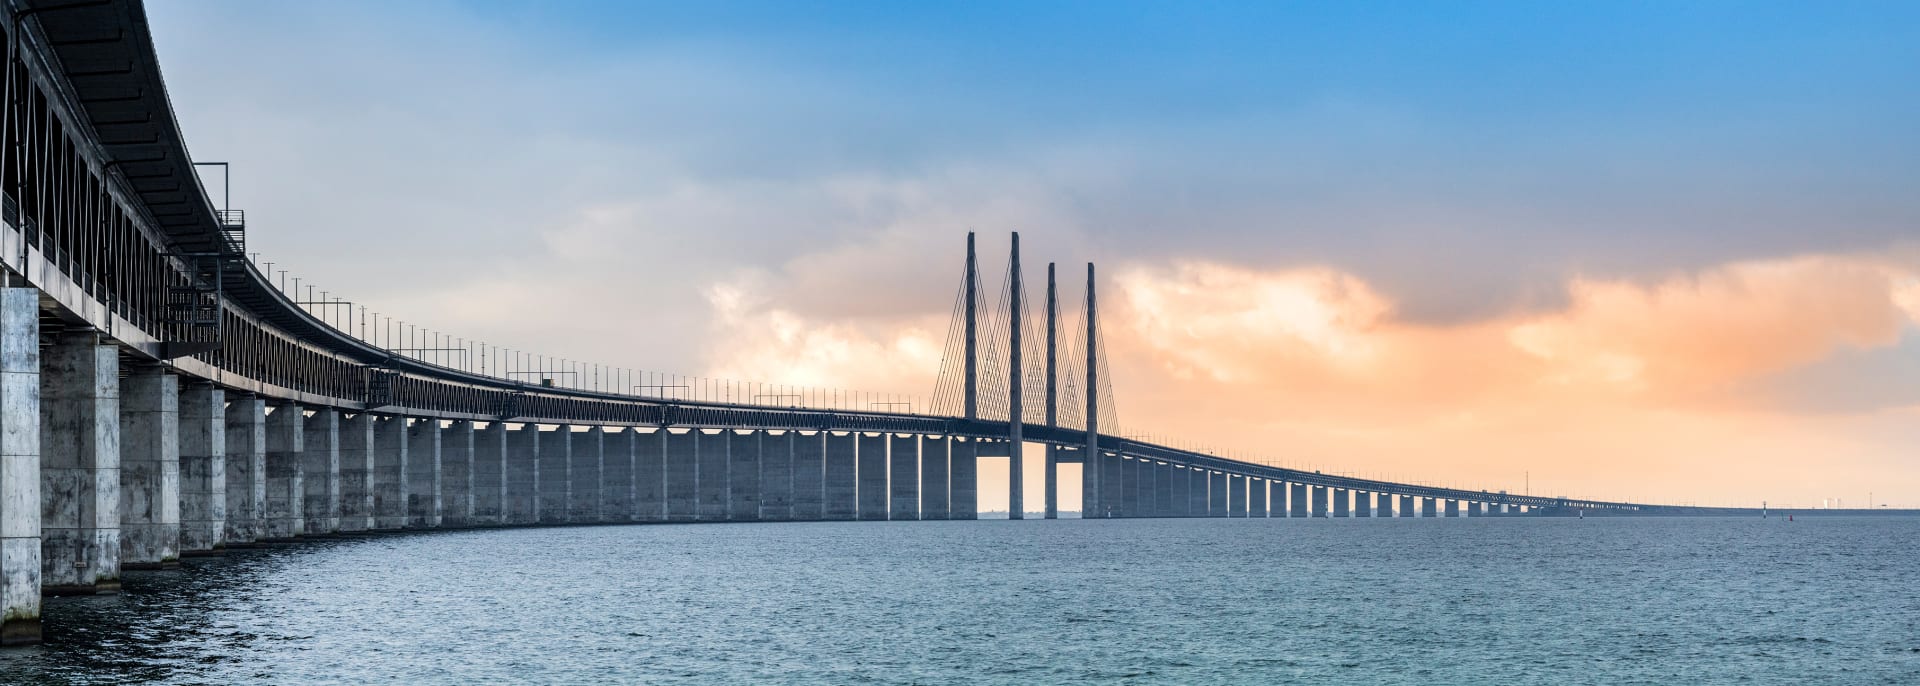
[0, 0, 1858, 647]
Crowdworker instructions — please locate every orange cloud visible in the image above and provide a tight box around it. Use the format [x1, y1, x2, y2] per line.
[703, 250, 1920, 509]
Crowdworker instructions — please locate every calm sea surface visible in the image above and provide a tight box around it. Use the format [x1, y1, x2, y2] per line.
[2, 517, 1916, 684]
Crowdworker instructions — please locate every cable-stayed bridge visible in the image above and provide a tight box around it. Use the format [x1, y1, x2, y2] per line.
[0, 0, 1891, 647]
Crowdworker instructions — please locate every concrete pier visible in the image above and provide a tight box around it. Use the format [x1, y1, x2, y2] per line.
[729, 431, 760, 522]
[1166, 466, 1187, 517]
[1228, 474, 1246, 517]
[792, 432, 824, 520]
[1119, 457, 1140, 517]
[1333, 488, 1349, 518]
[857, 433, 887, 520]
[1307, 486, 1324, 518]
[1103, 451, 1124, 518]
[224, 397, 266, 543]
[950, 438, 977, 519]
[635, 429, 665, 521]
[177, 383, 225, 552]
[407, 419, 442, 528]
[538, 425, 571, 524]
[300, 409, 340, 535]
[603, 428, 636, 523]
[1421, 497, 1438, 517]
[119, 367, 179, 569]
[1152, 463, 1167, 514]
[470, 421, 506, 526]
[889, 434, 918, 520]
[665, 430, 697, 522]
[696, 430, 728, 522]
[1446, 499, 1461, 517]
[261, 404, 305, 540]
[823, 432, 856, 520]
[441, 421, 474, 527]
[41, 334, 120, 594]
[1185, 468, 1203, 517]
[337, 414, 374, 531]
[1374, 492, 1390, 518]
[0, 289, 39, 644]
[506, 424, 541, 525]
[919, 435, 948, 519]
[1138, 461, 1157, 516]
[1250, 478, 1267, 518]
[1398, 494, 1414, 518]
[570, 427, 603, 523]
[758, 431, 791, 521]
[1207, 471, 1226, 517]
[372, 416, 410, 530]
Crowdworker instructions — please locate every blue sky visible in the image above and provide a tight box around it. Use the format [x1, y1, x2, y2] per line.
[146, 1, 1920, 506]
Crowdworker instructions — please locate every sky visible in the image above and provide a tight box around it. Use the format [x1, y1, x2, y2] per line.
[145, 1, 1920, 510]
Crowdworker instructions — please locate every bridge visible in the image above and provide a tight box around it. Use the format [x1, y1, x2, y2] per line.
[0, 0, 1878, 647]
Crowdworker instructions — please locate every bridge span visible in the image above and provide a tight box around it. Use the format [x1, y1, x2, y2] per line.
[0, 0, 1864, 647]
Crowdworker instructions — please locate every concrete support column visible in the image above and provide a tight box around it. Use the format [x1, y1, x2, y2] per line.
[538, 426, 570, 524]
[1122, 457, 1143, 518]
[0, 288, 40, 644]
[1399, 494, 1415, 518]
[407, 419, 442, 528]
[1446, 499, 1461, 518]
[1080, 447, 1098, 518]
[41, 334, 120, 594]
[791, 432, 823, 521]
[1043, 446, 1057, 519]
[663, 429, 697, 522]
[695, 430, 727, 522]
[1140, 459, 1158, 517]
[1333, 488, 1349, 518]
[1208, 471, 1227, 516]
[470, 421, 506, 526]
[569, 427, 602, 523]
[1184, 466, 1202, 517]
[371, 416, 409, 530]
[1374, 492, 1391, 518]
[888, 434, 918, 521]
[856, 433, 887, 521]
[1228, 474, 1247, 517]
[950, 438, 978, 520]
[822, 432, 856, 521]
[337, 414, 374, 532]
[300, 409, 340, 535]
[1421, 497, 1438, 517]
[440, 421, 474, 527]
[177, 383, 225, 553]
[119, 367, 179, 569]
[604, 428, 637, 522]
[223, 397, 266, 543]
[1290, 483, 1307, 518]
[1156, 463, 1176, 517]
[261, 404, 304, 540]
[728, 431, 760, 522]
[505, 425, 540, 525]
[1102, 451, 1124, 518]
[1250, 478, 1267, 518]
[635, 429, 666, 522]
[759, 431, 792, 521]
[919, 435, 949, 520]
[1306, 486, 1323, 518]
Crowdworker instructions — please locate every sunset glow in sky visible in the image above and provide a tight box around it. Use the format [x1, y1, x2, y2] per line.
[148, 1, 1920, 509]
